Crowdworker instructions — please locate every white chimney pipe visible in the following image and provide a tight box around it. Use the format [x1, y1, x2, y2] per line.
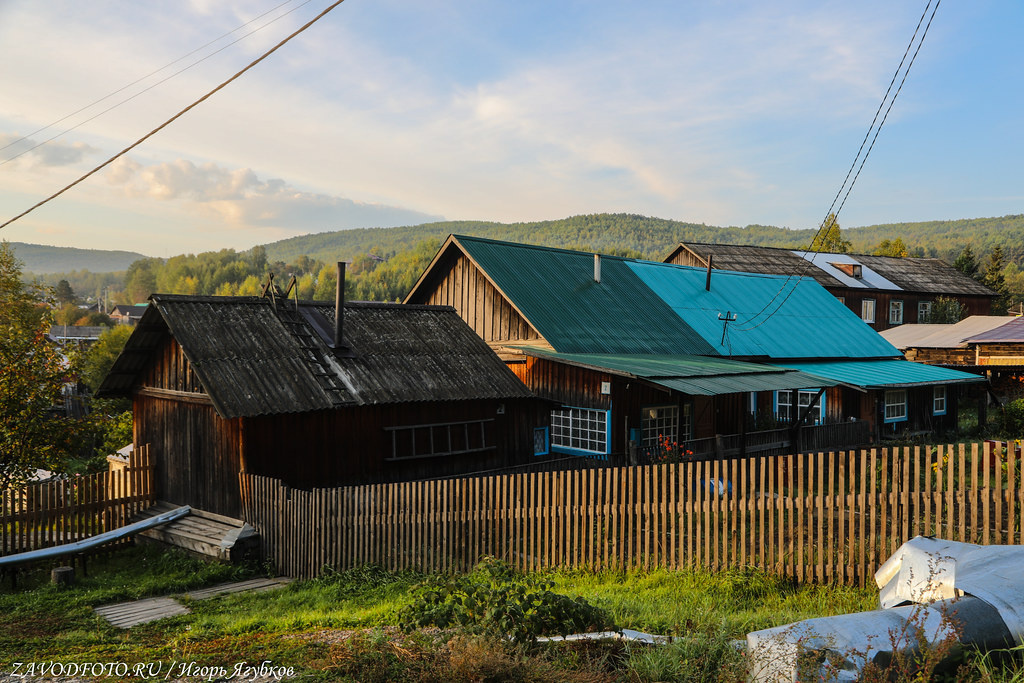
[594, 253, 601, 283]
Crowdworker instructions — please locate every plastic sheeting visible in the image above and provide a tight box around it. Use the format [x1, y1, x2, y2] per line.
[746, 536, 1023, 682]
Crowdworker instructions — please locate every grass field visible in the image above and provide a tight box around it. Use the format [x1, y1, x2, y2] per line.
[0, 544, 1020, 682]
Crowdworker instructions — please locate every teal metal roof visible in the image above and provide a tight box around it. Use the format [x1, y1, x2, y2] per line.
[521, 349, 844, 396]
[446, 235, 901, 360]
[627, 261, 901, 359]
[773, 359, 986, 389]
[456, 236, 717, 355]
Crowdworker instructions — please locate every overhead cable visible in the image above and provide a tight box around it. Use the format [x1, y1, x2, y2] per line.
[732, 0, 941, 333]
[0, 0, 347, 232]
[1, 0, 313, 166]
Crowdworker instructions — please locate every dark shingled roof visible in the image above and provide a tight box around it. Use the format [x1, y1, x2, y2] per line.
[98, 294, 533, 419]
[671, 243, 996, 297]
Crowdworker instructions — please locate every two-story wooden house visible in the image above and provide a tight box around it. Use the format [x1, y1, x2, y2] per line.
[664, 243, 996, 332]
[406, 236, 985, 458]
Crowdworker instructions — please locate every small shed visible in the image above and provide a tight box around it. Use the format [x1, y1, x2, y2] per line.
[98, 291, 543, 518]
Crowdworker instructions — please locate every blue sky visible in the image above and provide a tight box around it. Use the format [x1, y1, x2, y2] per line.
[0, 1, 1020, 256]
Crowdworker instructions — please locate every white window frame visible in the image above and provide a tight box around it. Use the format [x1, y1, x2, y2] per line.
[641, 405, 679, 450]
[884, 389, 908, 423]
[550, 406, 611, 457]
[889, 300, 904, 325]
[933, 386, 947, 416]
[918, 301, 932, 322]
[775, 389, 825, 425]
[862, 299, 876, 323]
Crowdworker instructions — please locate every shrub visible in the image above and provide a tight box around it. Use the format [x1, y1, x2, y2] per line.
[399, 557, 615, 643]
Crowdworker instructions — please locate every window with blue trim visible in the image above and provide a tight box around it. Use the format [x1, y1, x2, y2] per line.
[550, 406, 610, 456]
[775, 389, 825, 425]
[933, 386, 947, 415]
[885, 389, 908, 423]
[533, 427, 550, 456]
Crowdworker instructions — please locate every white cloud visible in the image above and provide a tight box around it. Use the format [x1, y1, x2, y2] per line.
[104, 156, 441, 233]
[0, 133, 97, 169]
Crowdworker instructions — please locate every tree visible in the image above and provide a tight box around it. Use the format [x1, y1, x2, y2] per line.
[922, 296, 966, 324]
[54, 279, 76, 305]
[809, 214, 851, 253]
[953, 246, 979, 280]
[0, 241, 81, 489]
[982, 245, 1009, 314]
[81, 325, 134, 392]
[872, 238, 909, 258]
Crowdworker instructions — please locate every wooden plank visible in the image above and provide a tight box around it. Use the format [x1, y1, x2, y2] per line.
[983, 442, 992, 545]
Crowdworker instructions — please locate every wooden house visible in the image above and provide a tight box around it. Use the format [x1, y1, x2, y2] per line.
[406, 236, 986, 456]
[882, 316, 1024, 401]
[98, 285, 543, 518]
[664, 243, 996, 332]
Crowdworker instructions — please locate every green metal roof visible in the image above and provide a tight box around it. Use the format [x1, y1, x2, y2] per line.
[627, 261, 900, 359]
[455, 236, 718, 355]
[521, 349, 844, 396]
[441, 235, 901, 361]
[773, 359, 987, 389]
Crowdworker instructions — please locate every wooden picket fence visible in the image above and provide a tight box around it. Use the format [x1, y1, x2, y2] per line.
[241, 440, 1024, 585]
[0, 445, 155, 555]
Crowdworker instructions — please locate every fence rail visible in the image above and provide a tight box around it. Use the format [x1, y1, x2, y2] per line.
[0, 445, 155, 556]
[241, 440, 1022, 584]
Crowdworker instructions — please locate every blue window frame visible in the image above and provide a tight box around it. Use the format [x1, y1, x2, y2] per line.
[533, 427, 550, 456]
[933, 386, 947, 416]
[884, 389, 908, 423]
[550, 406, 611, 458]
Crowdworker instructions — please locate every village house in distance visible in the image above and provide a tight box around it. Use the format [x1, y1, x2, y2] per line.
[406, 235, 985, 461]
[663, 243, 997, 332]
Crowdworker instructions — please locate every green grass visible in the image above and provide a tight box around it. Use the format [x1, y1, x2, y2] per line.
[0, 546, 1014, 681]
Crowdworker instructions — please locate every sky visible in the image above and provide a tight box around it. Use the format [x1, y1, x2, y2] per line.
[0, 0, 1020, 257]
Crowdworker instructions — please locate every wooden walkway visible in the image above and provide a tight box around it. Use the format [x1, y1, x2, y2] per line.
[94, 577, 291, 628]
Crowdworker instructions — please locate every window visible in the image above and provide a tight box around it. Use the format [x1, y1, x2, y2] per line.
[889, 300, 904, 325]
[918, 301, 932, 322]
[776, 389, 825, 425]
[862, 299, 876, 323]
[551, 406, 610, 456]
[386, 419, 494, 460]
[641, 405, 678, 449]
[533, 427, 550, 456]
[933, 386, 947, 415]
[884, 389, 908, 423]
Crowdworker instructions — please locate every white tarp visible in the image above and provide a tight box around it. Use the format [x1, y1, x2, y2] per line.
[747, 536, 1022, 682]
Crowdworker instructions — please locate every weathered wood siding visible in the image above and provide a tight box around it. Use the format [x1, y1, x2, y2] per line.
[419, 253, 541, 344]
[832, 288, 992, 333]
[241, 398, 542, 488]
[134, 394, 243, 517]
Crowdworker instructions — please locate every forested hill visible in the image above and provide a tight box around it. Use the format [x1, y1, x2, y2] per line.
[262, 213, 1024, 266]
[9, 242, 145, 274]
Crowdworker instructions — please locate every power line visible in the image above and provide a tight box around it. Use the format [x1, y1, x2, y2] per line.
[1, 0, 313, 166]
[0, 0, 347, 232]
[732, 0, 941, 333]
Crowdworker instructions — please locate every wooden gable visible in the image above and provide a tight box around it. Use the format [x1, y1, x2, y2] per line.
[409, 244, 546, 351]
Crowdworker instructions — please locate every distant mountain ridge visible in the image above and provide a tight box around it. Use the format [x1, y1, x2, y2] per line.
[12, 213, 1024, 275]
[10, 242, 146, 274]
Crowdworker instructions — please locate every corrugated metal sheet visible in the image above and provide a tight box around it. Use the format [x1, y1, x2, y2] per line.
[881, 316, 1018, 349]
[627, 261, 900, 359]
[963, 316, 1024, 343]
[453, 235, 899, 360]
[99, 295, 533, 419]
[455, 236, 718, 355]
[519, 349, 843, 396]
[676, 243, 995, 296]
[773, 359, 986, 388]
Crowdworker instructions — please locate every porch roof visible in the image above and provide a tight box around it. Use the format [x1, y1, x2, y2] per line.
[517, 349, 844, 396]
[771, 359, 986, 389]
